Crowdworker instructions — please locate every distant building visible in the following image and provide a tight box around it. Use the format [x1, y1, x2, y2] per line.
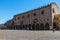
[4, 2, 59, 30]
[54, 14, 60, 30]
[4, 19, 14, 29]
[0, 24, 7, 29]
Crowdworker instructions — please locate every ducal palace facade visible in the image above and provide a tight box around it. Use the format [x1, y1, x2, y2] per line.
[4, 2, 60, 30]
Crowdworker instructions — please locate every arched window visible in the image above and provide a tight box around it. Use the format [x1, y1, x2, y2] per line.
[53, 8, 55, 13]
[27, 14, 30, 18]
[41, 10, 44, 15]
[34, 13, 36, 16]
[17, 16, 19, 20]
[22, 16, 24, 19]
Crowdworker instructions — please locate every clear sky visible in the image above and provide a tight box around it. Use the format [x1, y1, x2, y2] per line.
[0, 0, 60, 24]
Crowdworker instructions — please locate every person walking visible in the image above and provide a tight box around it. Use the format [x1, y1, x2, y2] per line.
[53, 28, 55, 32]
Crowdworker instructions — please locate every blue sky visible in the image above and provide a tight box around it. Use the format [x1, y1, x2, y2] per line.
[0, 0, 60, 24]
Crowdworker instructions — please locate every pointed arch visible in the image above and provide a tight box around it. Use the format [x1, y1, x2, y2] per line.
[40, 23, 44, 30]
[36, 24, 39, 30]
[32, 24, 35, 30]
[28, 24, 31, 30]
[45, 23, 50, 30]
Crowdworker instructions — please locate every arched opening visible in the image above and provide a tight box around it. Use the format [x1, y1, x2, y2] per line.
[32, 24, 35, 30]
[12, 25, 15, 29]
[19, 25, 21, 29]
[40, 23, 44, 30]
[23, 25, 26, 30]
[7, 26, 11, 29]
[26, 25, 29, 30]
[25, 25, 27, 30]
[20, 25, 23, 29]
[28, 24, 31, 30]
[14, 25, 17, 30]
[53, 22, 59, 30]
[16, 25, 19, 30]
[45, 23, 50, 30]
[22, 25, 24, 30]
[36, 24, 39, 30]
[20, 25, 23, 30]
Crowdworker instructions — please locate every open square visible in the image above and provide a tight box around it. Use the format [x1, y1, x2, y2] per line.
[0, 30, 60, 40]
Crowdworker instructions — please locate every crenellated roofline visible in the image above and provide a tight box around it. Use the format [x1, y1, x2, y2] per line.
[14, 2, 58, 17]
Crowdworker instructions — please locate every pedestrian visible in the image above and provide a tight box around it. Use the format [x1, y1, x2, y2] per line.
[53, 28, 55, 32]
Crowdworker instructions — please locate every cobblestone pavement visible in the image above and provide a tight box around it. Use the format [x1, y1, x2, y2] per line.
[0, 30, 60, 40]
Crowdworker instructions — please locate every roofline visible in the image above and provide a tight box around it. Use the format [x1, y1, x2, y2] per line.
[14, 2, 58, 17]
[50, 2, 59, 8]
[14, 4, 51, 16]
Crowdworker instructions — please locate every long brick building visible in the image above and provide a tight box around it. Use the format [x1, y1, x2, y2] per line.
[4, 2, 59, 30]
